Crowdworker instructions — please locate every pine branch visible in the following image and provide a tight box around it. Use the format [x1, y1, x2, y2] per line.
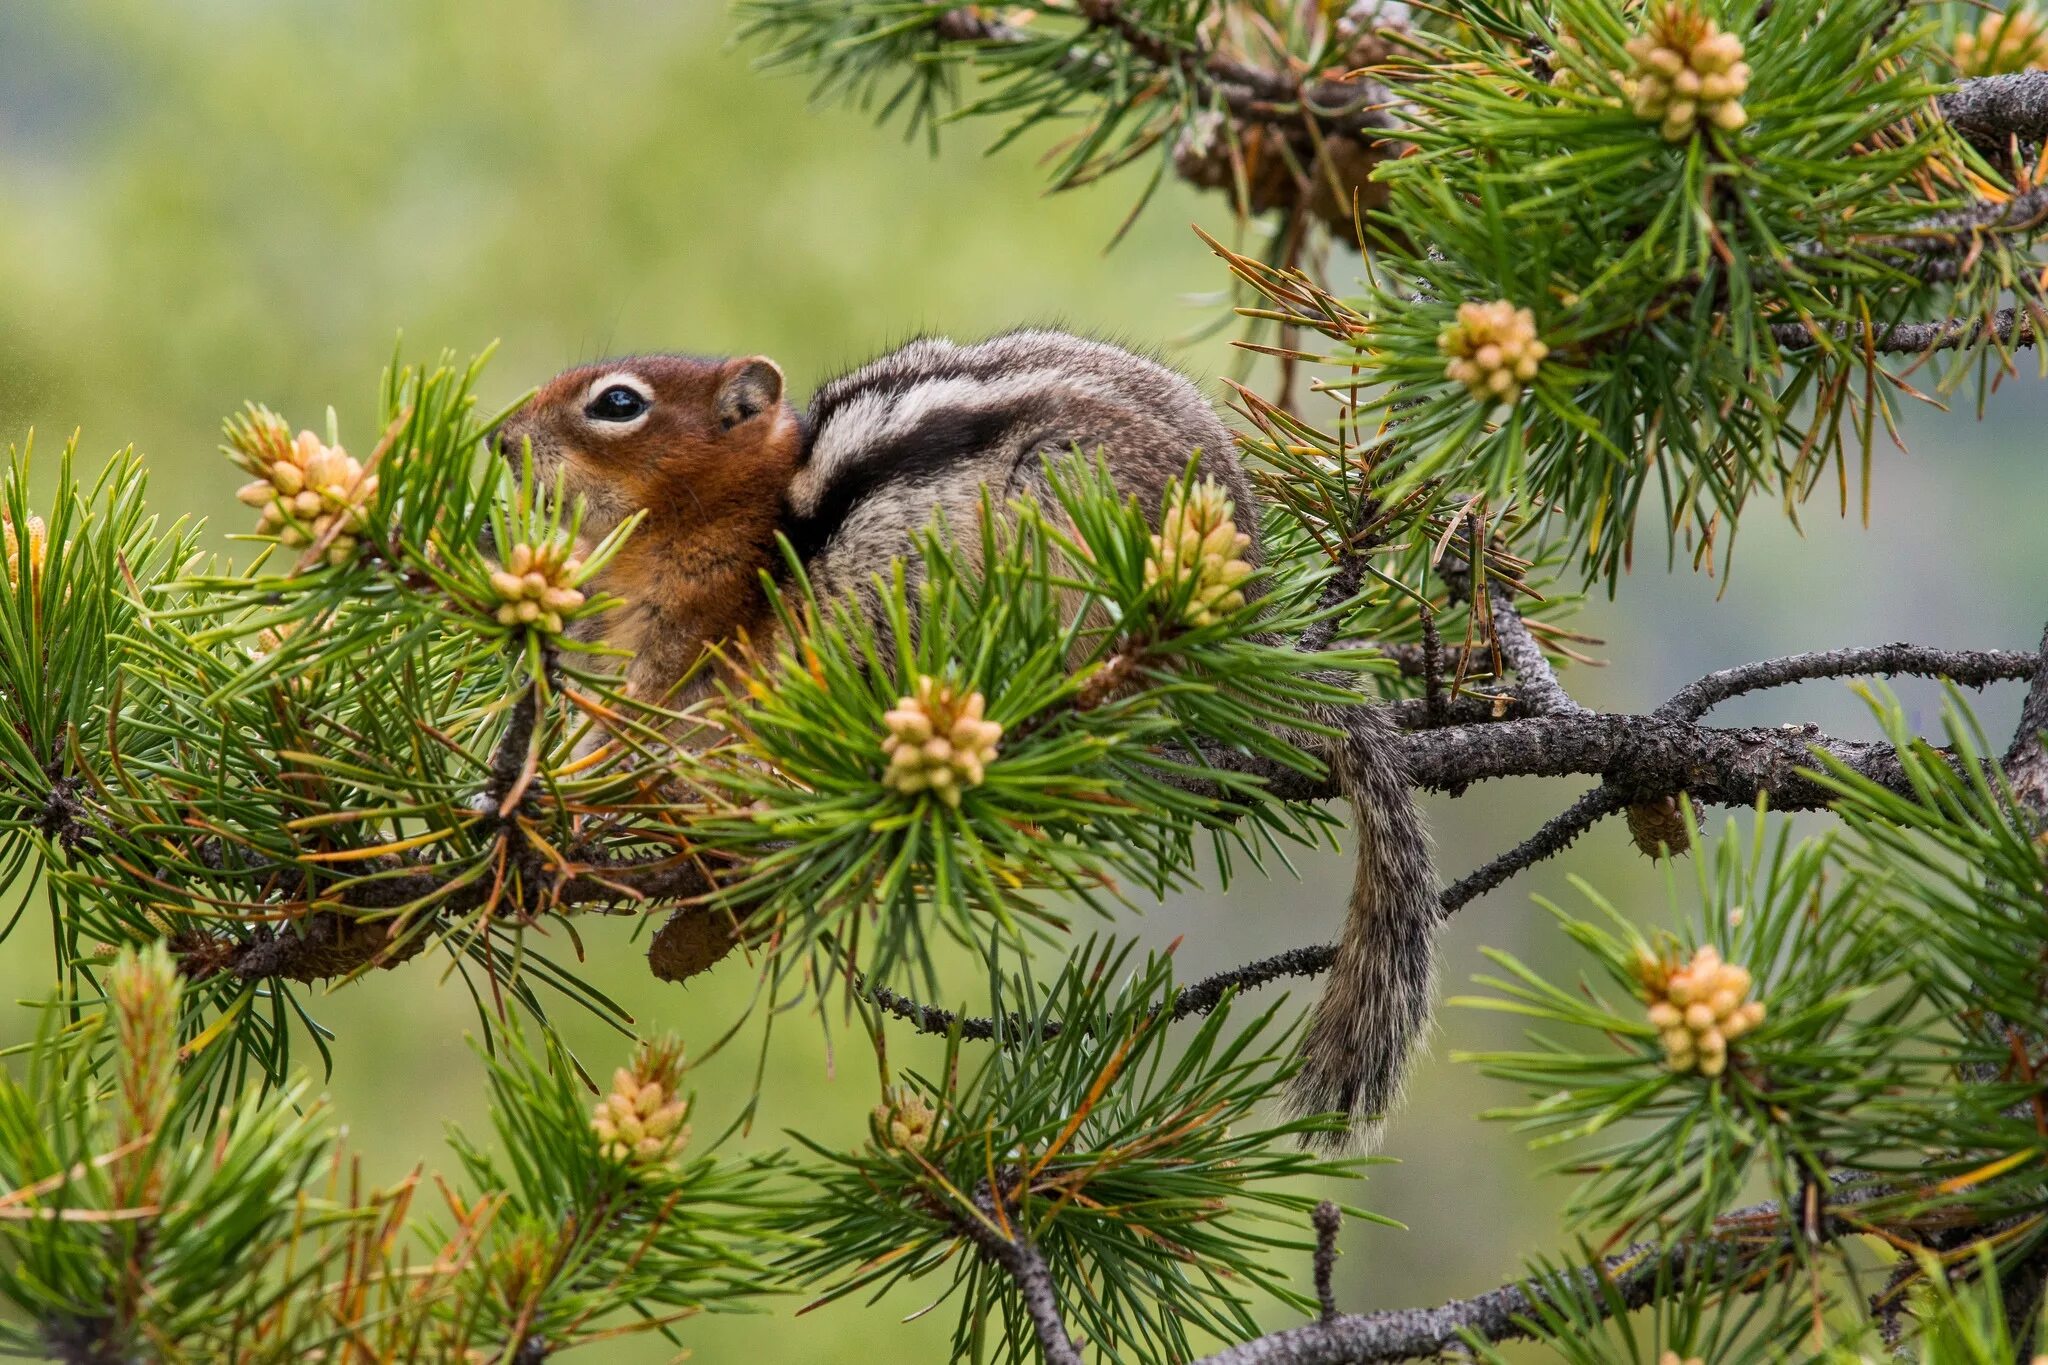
[962, 1177, 1898, 1365]
[1387, 709, 1963, 804]
[170, 852, 714, 983]
[1937, 70, 2048, 157]
[1884, 184, 2048, 280]
[1768, 306, 2040, 355]
[157, 638, 2030, 988]
[869, 780, 1623, 1040]
[1181, 1183, 1895, 1365]
[1657, 644, 2041, 721]
[1487, 586, 1580, 717]
[2006, 619, 2048, 818]
[960, 1185, 1087, 1365]
[935, 0, 1400, 140]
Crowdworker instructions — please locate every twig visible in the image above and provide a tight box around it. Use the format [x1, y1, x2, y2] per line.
[2006, 619, 2048, 817]
[870, 778, 1628, 1040]
[960, 1188, 1086, 1365]
[1657, 644, 2040, 722]
[1181, 1182, 1894, 1365]
[1436, 784, 1628, 910]
[1768, 306, 2040, 356]
[1310, 1202, 1342, 1324]
[1488, 588, 1580, 716]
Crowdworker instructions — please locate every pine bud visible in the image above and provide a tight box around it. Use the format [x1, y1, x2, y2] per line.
[2, 512, 46, 588]
[1954, 8, 2048, 77]
[1657, 1353, 1706, 1365]
[880, 676, 1002, 808]
[870, 1084, 939, 1155]
[1640, 944, 1765, 1077]
[1145, 479, 1256, 626]
[1438, 300, 1549, 405]
[107, 943, 181, 1205]
[1623, 4, 1750, 141]
[591, 1039, 691, 1168]
[488, 540, 587, 635]
[223, 406, 378, 569]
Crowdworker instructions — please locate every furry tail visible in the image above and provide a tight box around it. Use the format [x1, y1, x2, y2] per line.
[1289, 706, 1440, 1150]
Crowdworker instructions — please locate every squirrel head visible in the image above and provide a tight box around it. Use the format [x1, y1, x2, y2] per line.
[493, 354, 802, 543]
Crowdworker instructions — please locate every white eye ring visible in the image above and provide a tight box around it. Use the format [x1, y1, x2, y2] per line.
[581, 372, 654, 433]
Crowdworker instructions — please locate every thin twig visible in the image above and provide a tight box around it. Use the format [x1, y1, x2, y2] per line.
[1311, 1202, 1342, 1324]
[1436, 784, 1627, 910]
[1767, 306, 2039, 356]
[1182, 1182, 1893, 1365]
[1488, 588, 1580, 716]
[1657, 644, 2040, 722]
[960, 1188, 1086, 1365]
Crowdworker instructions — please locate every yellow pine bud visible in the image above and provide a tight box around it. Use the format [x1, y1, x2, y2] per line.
[1438, 299, 1548, 405]
[107, 944, 181, 1205]
[872, 1084, 938, 1154]
[1644, 943, 1765, 1076]
[593, 1041, 690, 1167]
[488, 541, 585, 634]
[880, 676, 1001, 806]
[1625, 4, 1749, 140]
[1146, 480, 1255, 626]
[2, 513, 48, 588]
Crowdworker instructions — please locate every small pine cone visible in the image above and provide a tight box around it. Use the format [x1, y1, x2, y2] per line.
[1954, 8, 2048, 76]
[870, 1084, 939, 1154]
[880, 676, 1003, 808]
[489, 540, 587, 635]
[225, 408, 377, 568]
[647, 908, 744, 984]
[2, 512, 46, 587]
[1623, 3, 1750, 141]
[1438, 300, 1549, 405]
[1641, 944, 1766, 1078]
[1657, 1354, 1706, 1365]
[592, 1041, 691, 1167]
[1625, 793, 1701, 857]
[1145, 479, 1255, 627]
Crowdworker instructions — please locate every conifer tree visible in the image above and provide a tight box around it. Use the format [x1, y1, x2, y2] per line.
[4, 1, 2048, 1360]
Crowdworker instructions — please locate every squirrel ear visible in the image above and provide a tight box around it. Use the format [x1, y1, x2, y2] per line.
[717, 357, 785, 431]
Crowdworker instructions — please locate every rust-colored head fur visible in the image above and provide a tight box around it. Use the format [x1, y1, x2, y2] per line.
[492, 354, 805, 710]
[494, 353, 801, 549]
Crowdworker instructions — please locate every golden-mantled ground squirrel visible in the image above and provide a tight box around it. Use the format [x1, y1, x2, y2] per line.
[495, 329, 1438, 1147]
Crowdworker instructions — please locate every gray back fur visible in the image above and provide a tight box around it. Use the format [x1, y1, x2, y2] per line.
[782, 329, 1259, 610]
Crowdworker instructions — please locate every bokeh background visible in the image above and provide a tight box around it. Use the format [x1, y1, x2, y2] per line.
[0, 1, 2042, 1359]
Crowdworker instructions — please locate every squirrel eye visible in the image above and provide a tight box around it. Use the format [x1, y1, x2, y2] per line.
[585, 385, 650, 423]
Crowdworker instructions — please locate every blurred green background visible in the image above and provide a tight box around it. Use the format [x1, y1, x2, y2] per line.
[1, 1, 2043, 1359]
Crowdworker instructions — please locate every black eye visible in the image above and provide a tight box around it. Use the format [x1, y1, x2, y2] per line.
[585, 385, 650, 423]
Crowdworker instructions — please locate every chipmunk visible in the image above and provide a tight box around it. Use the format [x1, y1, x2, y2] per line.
[494, 329, 1439, 1147]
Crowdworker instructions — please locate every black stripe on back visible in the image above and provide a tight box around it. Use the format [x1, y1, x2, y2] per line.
[778, 399, 1029, 566]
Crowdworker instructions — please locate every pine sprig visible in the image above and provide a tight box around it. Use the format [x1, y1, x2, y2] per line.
[782, 940, 1387, 1365]
[1453, 810, 1937, 1238]
[0, 947, 792, 1361]
[686, 456, 1378, 994]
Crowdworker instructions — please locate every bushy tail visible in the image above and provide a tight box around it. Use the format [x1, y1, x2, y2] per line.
[1289, 707, 1439, 1150]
